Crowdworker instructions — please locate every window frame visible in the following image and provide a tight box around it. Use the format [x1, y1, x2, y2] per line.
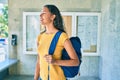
[23, 12, 40, 55]
[23, 12, 101, 56]
[62, 12, 101, 56]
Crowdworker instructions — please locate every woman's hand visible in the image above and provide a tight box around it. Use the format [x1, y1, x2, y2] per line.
[44, 54, 55, 64]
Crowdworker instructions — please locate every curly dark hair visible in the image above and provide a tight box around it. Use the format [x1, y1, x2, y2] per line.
[44, 4, 66, 32]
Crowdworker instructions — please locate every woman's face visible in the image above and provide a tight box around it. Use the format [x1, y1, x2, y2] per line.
[40, 7, 54, 25]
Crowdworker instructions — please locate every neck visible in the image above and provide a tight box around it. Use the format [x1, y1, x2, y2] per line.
[45, 24, 58, 34]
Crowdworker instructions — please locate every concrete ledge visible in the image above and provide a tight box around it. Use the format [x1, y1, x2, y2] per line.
[0, 59, 18, 72]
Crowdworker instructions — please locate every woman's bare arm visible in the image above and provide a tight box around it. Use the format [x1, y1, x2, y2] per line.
[44, 39, 79, 66]
[34, 55, 40, 80]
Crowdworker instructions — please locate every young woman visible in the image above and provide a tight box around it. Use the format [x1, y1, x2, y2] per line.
[34, 4, 79, 80]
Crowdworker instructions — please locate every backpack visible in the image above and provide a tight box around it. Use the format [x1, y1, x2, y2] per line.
[49, 31, 82, 78]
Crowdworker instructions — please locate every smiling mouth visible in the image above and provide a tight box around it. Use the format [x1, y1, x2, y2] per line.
[40, 19, 44, 24]
[40, 19, 43, 22]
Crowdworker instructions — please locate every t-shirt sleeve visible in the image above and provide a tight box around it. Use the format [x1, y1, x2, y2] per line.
[59, 32, 69, 45]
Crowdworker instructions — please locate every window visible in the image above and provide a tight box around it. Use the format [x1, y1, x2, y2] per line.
[23, 12, 101, 56]
[75, 13, 101, 56]
[62, 12, 101, 56]
[23, 12, 40, 54]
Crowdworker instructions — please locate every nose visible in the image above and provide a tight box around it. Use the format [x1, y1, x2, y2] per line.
[40, 12, 44, 17]
[40, 13, 42, 17]
[40, 14, 42, 21]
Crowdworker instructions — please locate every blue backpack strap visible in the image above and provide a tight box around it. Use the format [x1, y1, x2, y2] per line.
[49, 31, 62, 55]
[48, 31, 62, 80]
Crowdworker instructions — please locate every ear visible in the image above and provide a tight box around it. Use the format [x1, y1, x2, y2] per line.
[51, 14, 56, 21]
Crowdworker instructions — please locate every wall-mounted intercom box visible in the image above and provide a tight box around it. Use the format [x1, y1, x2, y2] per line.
[11, 34, 17, 46]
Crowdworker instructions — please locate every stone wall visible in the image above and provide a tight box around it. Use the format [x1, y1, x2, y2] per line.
[100, 0, 120, 80]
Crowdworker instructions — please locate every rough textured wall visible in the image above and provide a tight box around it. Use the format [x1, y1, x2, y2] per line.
[100, 0, 120, 80]
[8, 0, 101, 77]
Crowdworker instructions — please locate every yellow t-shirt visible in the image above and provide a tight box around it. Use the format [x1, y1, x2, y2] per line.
[37, 32, 68, 80]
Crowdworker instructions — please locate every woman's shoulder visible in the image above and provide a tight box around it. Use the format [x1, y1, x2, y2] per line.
[58, 31, 69, 45]
[61, 32, 68, 38]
